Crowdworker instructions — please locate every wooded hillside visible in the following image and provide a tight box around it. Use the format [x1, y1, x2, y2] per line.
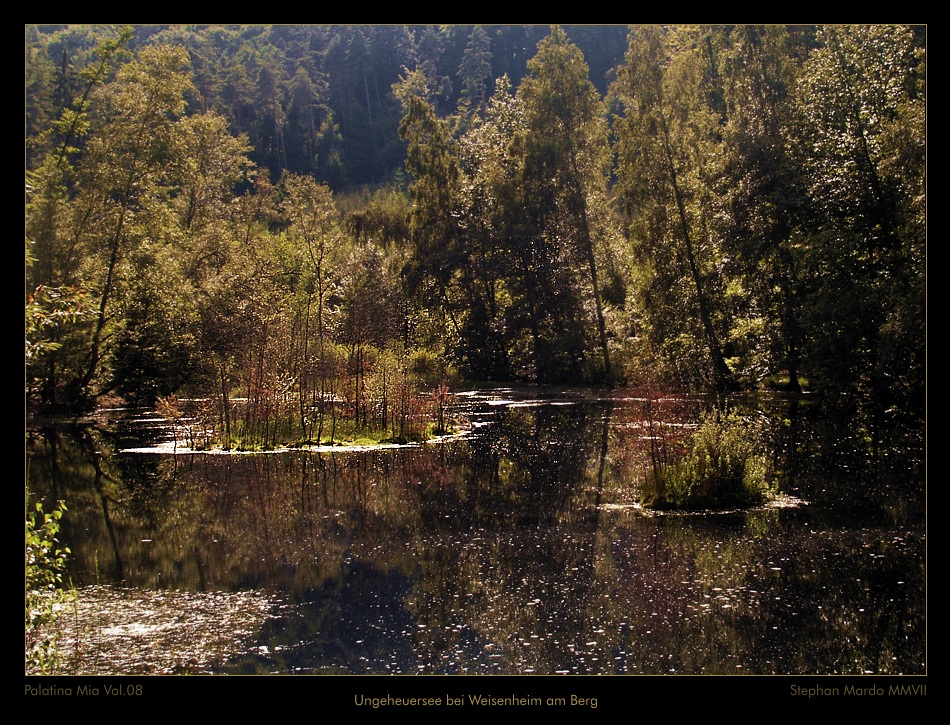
[26, 24, 925, 442]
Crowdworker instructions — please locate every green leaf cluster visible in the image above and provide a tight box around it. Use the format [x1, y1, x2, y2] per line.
[25, 498, 73, 674]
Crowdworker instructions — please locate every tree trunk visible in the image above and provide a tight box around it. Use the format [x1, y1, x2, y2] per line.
[660, 116, 735, 392]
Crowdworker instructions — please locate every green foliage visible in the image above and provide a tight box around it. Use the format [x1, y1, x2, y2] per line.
[612, 25, 736, 392]
[793, 25, 925, 420]
[639, 411, 773, 510]
[25, 498, 73, 674]
[25, 284, 94, 362]
[516, 26, 617, 382]
[24, 25, 925, 426]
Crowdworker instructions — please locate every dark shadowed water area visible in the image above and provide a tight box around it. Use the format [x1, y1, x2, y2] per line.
[25, 386, 925, 677]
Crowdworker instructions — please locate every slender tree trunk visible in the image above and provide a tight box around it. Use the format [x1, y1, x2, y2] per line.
[568, 152, 611, 379]
[659, 116, 735, 391]
[299, 293, 312, 440]
[80, 202, 128, 393]
[220, 364, 232, 450]
[79, 110, 149, 398]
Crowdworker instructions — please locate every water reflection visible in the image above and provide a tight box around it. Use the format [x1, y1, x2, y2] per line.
[25, 389, 925, 675]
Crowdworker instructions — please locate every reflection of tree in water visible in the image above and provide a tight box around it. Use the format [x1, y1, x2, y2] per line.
[739, 526, 925, 674]
[786, 403, 925, 530]
[28, 424, 132, 585]
[25, 395, 925, 674]
[458, 401, 606, 527]
[596, 511, 924, 674]
[602, 514, 788, 674]
[223, 561, 418, 674]
[403, 401, 618, 673]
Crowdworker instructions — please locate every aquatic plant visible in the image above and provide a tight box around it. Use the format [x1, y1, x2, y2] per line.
[639, 410, 773, 510]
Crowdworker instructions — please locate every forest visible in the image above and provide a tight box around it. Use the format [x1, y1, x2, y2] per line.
[25, 24, 926, 449]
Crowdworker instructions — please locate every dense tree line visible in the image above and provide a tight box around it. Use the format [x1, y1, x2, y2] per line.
[26, 24, 925, 442]
[25, 25, 628, 190]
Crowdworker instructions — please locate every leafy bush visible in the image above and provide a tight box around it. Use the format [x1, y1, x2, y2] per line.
[639, 411, 773, 510]
[25, 498, 72, 674]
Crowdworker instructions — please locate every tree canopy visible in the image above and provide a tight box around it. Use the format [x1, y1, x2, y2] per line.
[26, 24, 925, 437]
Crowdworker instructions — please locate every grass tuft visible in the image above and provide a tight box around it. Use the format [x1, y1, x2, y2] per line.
[639, 410, 774, 510]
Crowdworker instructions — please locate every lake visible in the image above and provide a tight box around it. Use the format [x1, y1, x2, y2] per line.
[25, 386, 925, 676]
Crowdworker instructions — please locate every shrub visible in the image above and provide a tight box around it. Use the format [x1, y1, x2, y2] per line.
[25, 498, 72, 674]
[639, 411, 773, 510]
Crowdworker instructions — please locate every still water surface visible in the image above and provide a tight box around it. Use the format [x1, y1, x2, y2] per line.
[26, 387, 925, 675]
